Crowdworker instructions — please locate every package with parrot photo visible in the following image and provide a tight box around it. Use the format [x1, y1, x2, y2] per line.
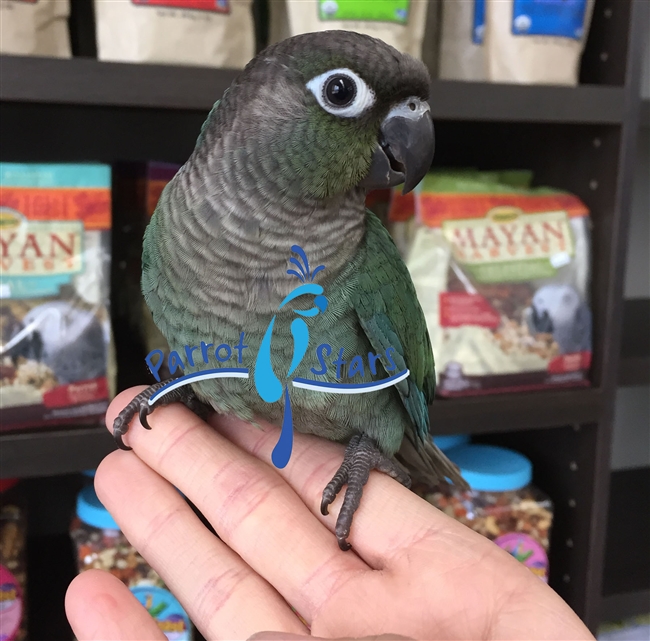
[388, 171, 593, 396]
[0, 163, 113, 431]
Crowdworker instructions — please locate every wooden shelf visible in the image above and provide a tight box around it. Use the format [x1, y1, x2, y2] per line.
[430, 387, 602, 434]
[0, 387, 602, 477]
[618, 299, 650, 387]
[0, 54, 626, 124]
[0, 425, 115, 478]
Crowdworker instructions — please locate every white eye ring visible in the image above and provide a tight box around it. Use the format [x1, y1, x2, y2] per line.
[306, 68, 376, 118]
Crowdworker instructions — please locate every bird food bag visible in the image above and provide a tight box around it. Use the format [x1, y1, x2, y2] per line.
[94, 0, 255, 68]
[438, 0, 487, 81]
[387, 172, 593, 396]
[0, 0, 71, 58]
[269, 0, 430, 61]
[0, 163, 113, 431]
[484, 0, 596, 85]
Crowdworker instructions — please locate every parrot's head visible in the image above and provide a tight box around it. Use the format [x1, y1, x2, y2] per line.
[209, 30, 435, 201]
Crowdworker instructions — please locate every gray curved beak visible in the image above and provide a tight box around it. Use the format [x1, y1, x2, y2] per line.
[360, 98, 435, 194]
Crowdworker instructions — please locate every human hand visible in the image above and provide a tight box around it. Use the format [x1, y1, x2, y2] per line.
[65, 386, 594, 641]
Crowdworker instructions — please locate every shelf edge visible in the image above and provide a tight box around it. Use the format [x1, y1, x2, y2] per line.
[0, 55, 627, 124]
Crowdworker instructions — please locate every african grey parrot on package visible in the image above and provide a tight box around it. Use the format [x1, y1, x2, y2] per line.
[525, 284, 592, 354]
[113, 30, 468, 550]
[21, 301, 107, 384]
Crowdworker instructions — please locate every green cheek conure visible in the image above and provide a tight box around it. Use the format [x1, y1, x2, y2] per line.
[113, 30, 468, 551]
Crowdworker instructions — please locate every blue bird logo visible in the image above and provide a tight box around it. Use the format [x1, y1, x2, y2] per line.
[254, 245, 327, 468]
[144, 245, 408, 470]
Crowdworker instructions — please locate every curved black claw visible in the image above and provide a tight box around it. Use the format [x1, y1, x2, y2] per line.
[113, 417, 133, 451]
[139, 403, 153, 430]
[111, 381, 207, 450]
[322, 434, 412, 551]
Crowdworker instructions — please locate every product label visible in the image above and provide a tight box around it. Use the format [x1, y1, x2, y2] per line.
[439, 292, 501, 328]
[473, 0, 486, 44]
[441, 208, 575, 283]
[131, 0, 230, 13]
[547, 351, 591, 374]
[0, 188, 109, 231]
[131, 586, 191, 641]
[512, 0, 588, 40]
[0, 207, 84, 299]
[145, 164, 180, 217]
[0, 565, 23, 641]
[387, 189, 414, 222]
[42, 377, 109, 408]
[319, 0, 410, 24]
[494, 532, 549, 581]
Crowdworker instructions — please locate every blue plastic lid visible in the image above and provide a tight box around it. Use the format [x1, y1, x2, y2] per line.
[130, 586, 191, 641]
[76, 485, 120, 530]
[446, 444, 532, 492]
[432, 434, 470, 452]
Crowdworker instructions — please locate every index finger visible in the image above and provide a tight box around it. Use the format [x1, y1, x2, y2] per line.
[211, 413, 472, 569]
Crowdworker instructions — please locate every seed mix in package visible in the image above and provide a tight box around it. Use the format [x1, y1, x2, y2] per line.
[386, 171, 593, 396]
[0, 163, 113, 430]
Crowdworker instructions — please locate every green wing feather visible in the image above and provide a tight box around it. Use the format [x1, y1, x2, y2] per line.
[353, 211, 435, 441]
[353, 211, 467, 488]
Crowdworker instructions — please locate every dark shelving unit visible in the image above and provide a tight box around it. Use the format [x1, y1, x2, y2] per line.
[641, 98, 649, 129]
[0, 53, 627, 124]
[0, 425, 113, 479]
[602, 467, 650, 620]
[0, 389, 605, 478]
[27, 534, 77, 641]
[618, 298, 650, 387]
[1, 0, 648, 637]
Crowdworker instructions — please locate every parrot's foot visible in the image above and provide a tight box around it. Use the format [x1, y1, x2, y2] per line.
[321, 434, 412, 551]
[112, 382, 212, 451]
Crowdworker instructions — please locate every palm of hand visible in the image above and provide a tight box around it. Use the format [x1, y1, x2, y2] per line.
[65, 387, 593, 641]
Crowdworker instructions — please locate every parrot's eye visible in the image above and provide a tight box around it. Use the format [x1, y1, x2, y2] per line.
[325, 75, 356, 106]
[306, 68, 375, 118]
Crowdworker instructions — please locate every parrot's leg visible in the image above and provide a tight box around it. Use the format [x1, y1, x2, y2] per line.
[321, 434, 412, 551]
[112, 383, 212, 451]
